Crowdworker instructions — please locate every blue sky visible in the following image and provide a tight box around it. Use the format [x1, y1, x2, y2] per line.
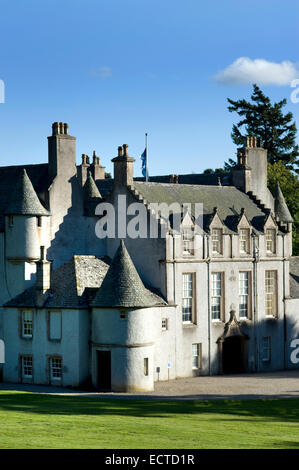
[0, 0, 298, 177]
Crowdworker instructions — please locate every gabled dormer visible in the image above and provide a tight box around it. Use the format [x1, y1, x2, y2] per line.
[263, 212, 278, 256]
[208, 208, 225, 256]
[236, 208, 252, 256]
[181, 209, 195, 256]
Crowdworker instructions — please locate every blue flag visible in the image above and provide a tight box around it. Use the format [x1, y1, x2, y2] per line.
[139, 148, 147, 178]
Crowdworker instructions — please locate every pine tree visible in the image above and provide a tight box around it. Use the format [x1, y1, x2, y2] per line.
[227, 84, 299, 173]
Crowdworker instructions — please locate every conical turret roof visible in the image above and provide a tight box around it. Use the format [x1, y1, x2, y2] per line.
[273, 183, 293, 223]
[5, 169, 49, 216]
[92, 240, 162, 308]
[83, 174, 102, 200]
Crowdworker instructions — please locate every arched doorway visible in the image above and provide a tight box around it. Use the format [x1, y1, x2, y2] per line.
[222, 336, 247, 374]
[217, 309, 249, 375]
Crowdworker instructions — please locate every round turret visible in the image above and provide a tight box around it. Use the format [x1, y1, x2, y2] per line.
[5, 169, 50, 260]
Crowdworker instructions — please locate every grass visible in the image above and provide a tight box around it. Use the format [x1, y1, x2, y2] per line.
[0, 391, 299, 448]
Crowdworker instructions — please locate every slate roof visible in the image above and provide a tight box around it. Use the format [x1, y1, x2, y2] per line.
[132, 182, 266, 233]
[83, 174, 102, 216]
[5, 255, 111, 309]
[5, 169, 49, 217]
[0, 163, 49, 230]
[273, 183, 293, 223]
[290, 257, 299, 299]
[92, 240, 166, 308]
[84, 174, 102, 200]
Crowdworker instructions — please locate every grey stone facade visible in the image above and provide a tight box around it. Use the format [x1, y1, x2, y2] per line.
[0, 122, 298, 392]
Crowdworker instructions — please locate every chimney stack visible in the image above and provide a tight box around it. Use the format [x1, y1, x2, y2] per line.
[77, 154, 90, 186]
[36, 246, 51, 294]
[232, 135, 273, 210]
[48, 122, 76, 181]
[90, 150, 105, 181]
[111, 144, 135, 187]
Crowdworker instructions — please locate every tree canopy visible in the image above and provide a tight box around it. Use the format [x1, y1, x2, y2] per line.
[228, 84, 299, 173]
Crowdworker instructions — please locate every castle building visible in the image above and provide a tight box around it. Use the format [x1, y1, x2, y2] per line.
[0, 124, 298, 392]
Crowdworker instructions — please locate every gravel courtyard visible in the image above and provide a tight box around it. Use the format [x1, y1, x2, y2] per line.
[1, 369, 299, 400]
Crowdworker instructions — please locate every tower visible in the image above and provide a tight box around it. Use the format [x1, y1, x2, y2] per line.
[5, 169, 50, 296]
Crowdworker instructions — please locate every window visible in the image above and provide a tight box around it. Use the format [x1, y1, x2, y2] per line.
[239, 272, 250, 319]
[49, 311, 62, 340]
[211, 272, 224, 321]
[22, 355, 33, 378]
[22, 311, 33, 338]
[144, 358, 149, 376]
[182, 273, 195, 323]
[192, 343, 201, 369]
[182, 227, 194, 255]
[211, 229, 223, 254]
[239, 228, 250, 254]
[8, 215, 13, 227]
[37, 216, 42, 227]
[262, 337, 271, 362]
[266, 229, 276, 254]
[50, 357, 62, 380]
[265, 271, 277, 317]
[162, 318, 168, 331]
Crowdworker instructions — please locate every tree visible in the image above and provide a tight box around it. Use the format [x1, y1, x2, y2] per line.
[227, 84, 299, 173]
[267, 161, 299, 255]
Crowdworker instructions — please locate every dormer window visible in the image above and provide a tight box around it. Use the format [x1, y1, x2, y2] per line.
[266, 229, 276, 254]
[211, 229, 223, 255]
[182, 227, 194, 256]
[239, 228, 250, 254]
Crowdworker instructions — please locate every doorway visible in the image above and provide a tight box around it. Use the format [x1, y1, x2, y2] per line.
[222, 336, 246, 374]
[97, 350, 111, 391]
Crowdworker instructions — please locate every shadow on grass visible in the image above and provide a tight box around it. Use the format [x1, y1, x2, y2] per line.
[0, 392, 299, 424]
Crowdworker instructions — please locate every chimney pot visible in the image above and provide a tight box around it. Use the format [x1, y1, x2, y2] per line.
[52, 122, 59, 136]
[118, 146, 124, 157]
[123, 144, 129, 157]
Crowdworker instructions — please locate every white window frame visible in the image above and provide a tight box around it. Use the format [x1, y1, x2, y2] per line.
[265, 270, 278, 317]
[239, 228, 250, 254]
[211, 272, 224, 321]
[181, 227, 194, 256]
[211, 228, 223, 255]
[50, 357, 62, 381]
[262, 336, 271, 362]
[266, 229, 276, 254]
[22, 355, 33, 378]
[239, 272, 250, 319]
[192, 343, 201, 369]
[22, 310, 33, 338]
[182, 273, 195, 323]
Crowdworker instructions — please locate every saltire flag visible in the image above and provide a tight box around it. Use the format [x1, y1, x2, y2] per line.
[139, 148, 148, 178]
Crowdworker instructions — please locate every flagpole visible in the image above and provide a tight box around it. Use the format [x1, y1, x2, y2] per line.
[145, 132, 148, 182]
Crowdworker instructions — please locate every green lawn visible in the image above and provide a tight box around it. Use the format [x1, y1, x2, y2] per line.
[0, 391, 299, 448]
